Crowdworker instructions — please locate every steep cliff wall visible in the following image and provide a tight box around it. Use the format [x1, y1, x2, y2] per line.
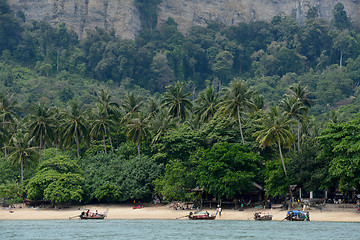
[8, 0, 360, 39]
[8, 0, 142, 39]
[158, 0, 360, 33]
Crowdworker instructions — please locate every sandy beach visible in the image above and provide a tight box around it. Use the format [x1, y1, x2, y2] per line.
[1, 204, 360, 222]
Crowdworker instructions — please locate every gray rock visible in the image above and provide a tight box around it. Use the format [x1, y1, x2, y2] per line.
[8, 0, 360, 39]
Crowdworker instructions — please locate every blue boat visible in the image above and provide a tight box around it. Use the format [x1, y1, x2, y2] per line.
[285, 210, 310, 221]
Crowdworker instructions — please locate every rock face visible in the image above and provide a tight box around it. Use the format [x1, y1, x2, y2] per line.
[158, 0, 360, 33]
[8, 0, 142, 39]
[8, 0, 360, 39]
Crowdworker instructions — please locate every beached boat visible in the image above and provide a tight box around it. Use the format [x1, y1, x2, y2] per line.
[188, 211, 216, 220]
[70, 209, 108, 220]
[80, 213, 106, 219]
[284, 210, 310, 221]
[254, 211, 273, 221]
[132, 205, 144, 209]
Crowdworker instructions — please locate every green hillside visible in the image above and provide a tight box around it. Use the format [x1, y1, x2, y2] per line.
[1, 0, 360, 205]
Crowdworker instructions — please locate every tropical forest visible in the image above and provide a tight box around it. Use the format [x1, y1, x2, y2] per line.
[1, 0, 360, 206]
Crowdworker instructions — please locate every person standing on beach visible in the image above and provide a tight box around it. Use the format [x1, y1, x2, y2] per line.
[216, 205, 222, 217]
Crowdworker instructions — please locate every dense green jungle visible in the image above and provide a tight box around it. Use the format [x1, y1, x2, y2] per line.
[1, 0, 360, 205]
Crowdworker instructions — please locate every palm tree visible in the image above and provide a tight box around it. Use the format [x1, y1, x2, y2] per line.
[150, 109, 176, 145]
[288, 84, 312, 151]
[218, 79, 256, 144]
[253, 104, 295, 197]
[289, 83, 313, 108]
[0, 125, 6, 152]
[28, 103, 56, 163]
[280, 95, 308, 152]
[194, 87, 220, 123]
[51, 106, 62, 156]
[0, 93, 19, 159]
[253, 94, 265, 110]
[126, 113, 150, 158]
[8, 131, 38, 185]
[96, 89, 120, 116]
[184, 114, 202, 131]
[0, 93, 18, 126]
[89, 104, 116, 153]
[121, 92, 144, 122]
[96, 89, 119, 151]
[161, 81, 192, 130]
[60, 102, 88, 158]
[146, 97, 160, 119]
[327, 110, 340, 124]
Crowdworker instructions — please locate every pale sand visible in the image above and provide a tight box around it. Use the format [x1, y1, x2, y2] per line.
[1, 204, 360, 222]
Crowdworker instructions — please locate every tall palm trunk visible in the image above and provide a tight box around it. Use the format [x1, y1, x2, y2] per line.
[278, 141, 287, 176]
[102, 128, 107, 154]
[339, 49, 343, 67]
[107, 126, 114, 152]
[20, 156, 24, 185]
[4, 143, 7, 160]
[39, 130, 42, 164]
[44, 132, 47, 158]
[237, 105, 245, 144]
[278, 141, 294, 201]
[291, 124, 296, 152]
[76, 130, 80, 158]
[56, 138, 59, 156]
[3, 118, 7, 160]
[297, 120, 301, 152]
[177, 109, 180, 131]
[137, 133, 141, 158]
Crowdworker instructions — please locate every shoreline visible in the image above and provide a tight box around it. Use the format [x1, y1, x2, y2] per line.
[1, 204, 360, 222]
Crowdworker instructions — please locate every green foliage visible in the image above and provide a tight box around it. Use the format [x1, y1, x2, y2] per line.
[315, 67, 353, 105]
[193, 142, 261, 200]
[119, 155, 162, 201]
[161, 81, 192, 126]
[0, 181, 23, 204]
[79, 153, 162, 203]
[263, 158, 289, 197]
[151, 129, 203, 164]
[199, 112, 240, 146]
[0, 0, 22, 52]
[317, 115, 360, 191]
[0, 157, 20, 184]
[332, 3, 352, 30]
[307, 6, 319, 20]
[8, 131, 38, 185]
[287, 139, 326, 191]
[43, 173, 83, 203]
[1, 1, 360, 202]
[251, 42, 305, 77]
[135, 0, 162, 31]
[211, 51, 234, 84]
[93, 182, 122, 203]
[154, 159, 197, 201]
[0, 7, 359, 116]
[26, 154, 83, 202]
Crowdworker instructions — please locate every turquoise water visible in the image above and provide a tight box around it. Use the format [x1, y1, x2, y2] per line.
[1, 220, 359, 240]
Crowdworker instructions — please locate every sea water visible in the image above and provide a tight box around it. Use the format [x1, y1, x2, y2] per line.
[1, 220, 359, 240]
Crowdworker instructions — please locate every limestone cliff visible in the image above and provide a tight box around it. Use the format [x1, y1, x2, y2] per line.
[8, 0, 360, 39]
[158, 0, 360, 33]
[8, 0, 142, 39]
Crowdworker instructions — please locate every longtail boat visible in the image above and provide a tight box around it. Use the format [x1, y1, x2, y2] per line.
[284, 210, 310, 221]
[80, 213, 106, 219]
[70, 209, 108, 220]
[254, 211, 273, 221]
[188, 211, 216, 220]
